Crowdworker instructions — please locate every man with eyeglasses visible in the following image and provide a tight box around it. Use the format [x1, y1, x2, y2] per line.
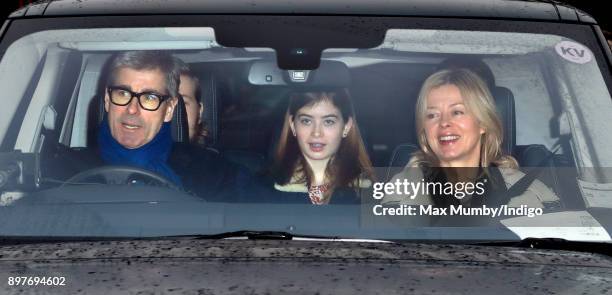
[87, 50, 248, 200]
[50, 50, 249, 200]
[96, 50, 184, 185]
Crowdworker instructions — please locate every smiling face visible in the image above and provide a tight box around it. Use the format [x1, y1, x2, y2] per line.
[290, 99, 353, 168]
[423, 84, 485, 167]
[179, 74, 203, 141]
[104, 67, 176, 149]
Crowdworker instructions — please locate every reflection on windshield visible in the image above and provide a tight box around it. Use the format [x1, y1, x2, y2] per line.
[0, 27, 611, 242]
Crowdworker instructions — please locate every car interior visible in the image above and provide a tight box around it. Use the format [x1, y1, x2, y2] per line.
[30, 52, 580, 209]
[0, 27, 593, 211]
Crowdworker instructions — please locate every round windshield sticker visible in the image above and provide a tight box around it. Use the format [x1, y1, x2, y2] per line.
[555, 41, 592, 64]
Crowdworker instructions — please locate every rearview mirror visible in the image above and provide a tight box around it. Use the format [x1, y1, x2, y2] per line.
[247, 60, 350, 87]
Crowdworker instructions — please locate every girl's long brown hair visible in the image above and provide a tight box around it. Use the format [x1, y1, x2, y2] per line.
[273, 89, 374, 197]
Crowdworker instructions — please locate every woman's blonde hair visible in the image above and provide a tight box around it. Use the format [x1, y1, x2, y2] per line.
[408, 68, 518, 169]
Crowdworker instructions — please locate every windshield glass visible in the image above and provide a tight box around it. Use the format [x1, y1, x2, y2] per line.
[1, 17, 611, 242]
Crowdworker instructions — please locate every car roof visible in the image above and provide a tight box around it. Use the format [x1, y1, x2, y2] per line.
[9, 0, 596, 24]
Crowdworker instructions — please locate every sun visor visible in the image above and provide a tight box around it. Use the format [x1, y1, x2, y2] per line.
[248, 60, 350, 87]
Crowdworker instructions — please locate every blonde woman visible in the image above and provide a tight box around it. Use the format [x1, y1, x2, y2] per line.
[383, 69, 558, 212]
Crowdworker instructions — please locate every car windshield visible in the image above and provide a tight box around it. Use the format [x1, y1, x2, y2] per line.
[0, 16, 611, 242]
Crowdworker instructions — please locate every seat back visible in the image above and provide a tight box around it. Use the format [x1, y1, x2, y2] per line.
[386, 143, 419, 180]
[199, 72, 268, 173]
[170, 96, 189, 143]
[199, 72, 219, 147]
[492, 86, 515, 155]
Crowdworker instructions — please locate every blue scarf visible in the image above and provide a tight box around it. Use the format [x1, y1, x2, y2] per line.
[97, 118, 183, 187]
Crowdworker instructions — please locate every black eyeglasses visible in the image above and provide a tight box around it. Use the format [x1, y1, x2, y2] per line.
[107, 86, 171, 111]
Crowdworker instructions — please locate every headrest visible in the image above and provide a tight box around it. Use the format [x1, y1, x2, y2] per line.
[171, 96, 189, 143]
[199, 72, 218, 146]
[384, 143, 417, 181]
[492, 86, 515, 155]
[388, 143, 419, 167]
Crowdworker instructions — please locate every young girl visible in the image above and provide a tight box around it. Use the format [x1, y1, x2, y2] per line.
[271, 89, 374, 204]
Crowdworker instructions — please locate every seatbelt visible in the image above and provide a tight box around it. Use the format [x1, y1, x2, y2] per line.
[495, 140, 562, 206]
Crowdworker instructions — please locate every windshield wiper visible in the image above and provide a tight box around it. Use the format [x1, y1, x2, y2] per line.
[167, 231, 392, 243]
[0, 232, 392, 245]
[475, 237, 611, 257]
[202, 230, 303, 240]
[0, 233, 326, 246]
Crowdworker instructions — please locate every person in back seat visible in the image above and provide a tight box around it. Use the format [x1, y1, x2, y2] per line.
[382, 69, 558, 222]
[262, 89, 374, 204]
[174, 58, 208, 146]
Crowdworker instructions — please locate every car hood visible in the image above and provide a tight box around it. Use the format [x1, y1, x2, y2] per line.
[1, 239, 610, 294]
